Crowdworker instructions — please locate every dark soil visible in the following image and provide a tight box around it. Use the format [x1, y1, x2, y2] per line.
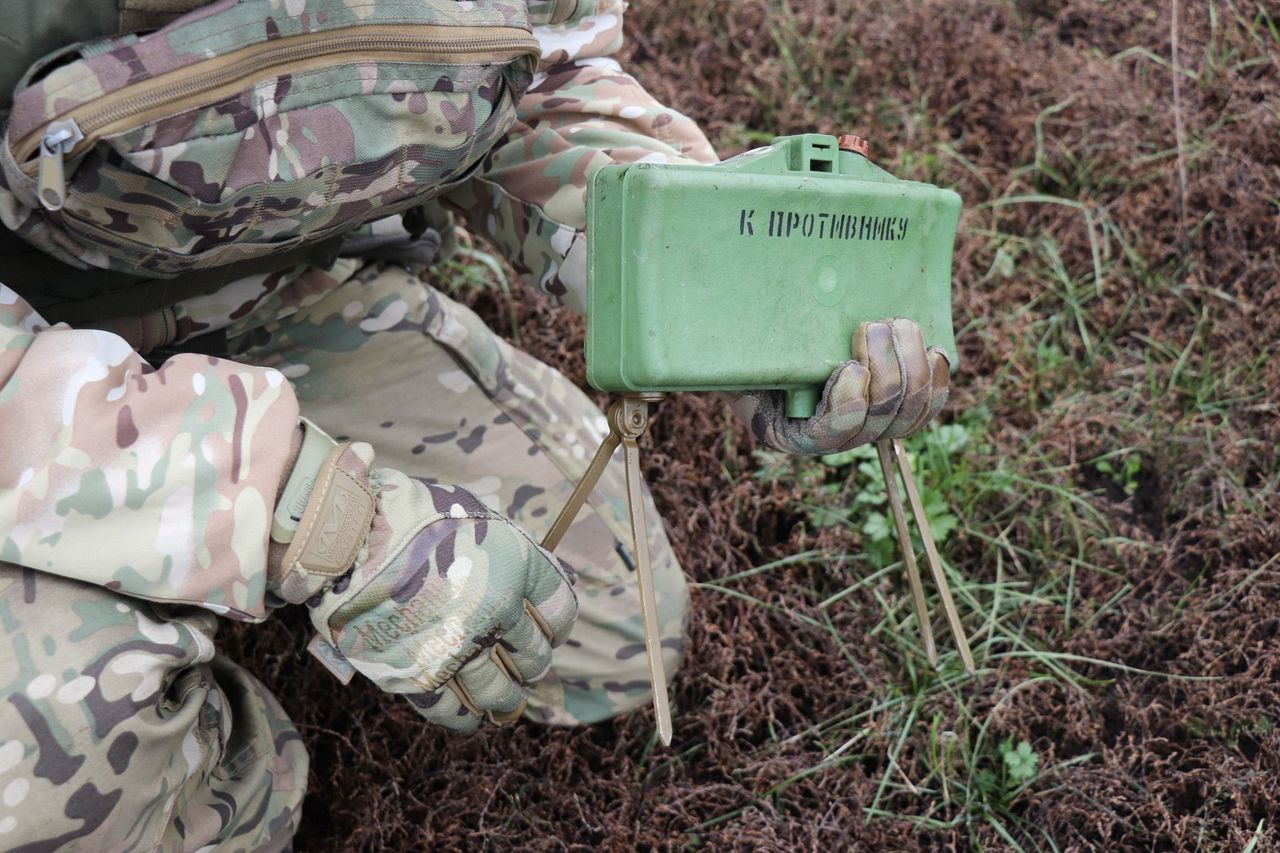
[223, 1, 1280, 849]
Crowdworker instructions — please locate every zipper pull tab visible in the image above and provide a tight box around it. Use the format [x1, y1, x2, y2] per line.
[36, 119, 84, 212]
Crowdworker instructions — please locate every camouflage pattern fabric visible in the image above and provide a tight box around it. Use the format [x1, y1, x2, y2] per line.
[234, 262, 689, 727]
[0, 565, 307, 851]
[443, 0, 721, 312]
[306, 471, 579, 732]
[0, 1, 949, 846]
[0, 262, 690, 848]
[0, 283, 300, 619]
[0, 0, 539, 275]
[264, 428, 580, 731]
[0, 0, 719, 620]
[730, 318, 952, 456]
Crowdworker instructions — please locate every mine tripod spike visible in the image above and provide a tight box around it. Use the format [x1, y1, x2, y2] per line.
[877, 441, 937, 666]
[878, 439, 976, 674]
[542, 393, 673, 745]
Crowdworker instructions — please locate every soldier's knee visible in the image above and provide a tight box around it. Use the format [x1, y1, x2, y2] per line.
[0, 566, 219, 848]
[0, 567, 306, 850]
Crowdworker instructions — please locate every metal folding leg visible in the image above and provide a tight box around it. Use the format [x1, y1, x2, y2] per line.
[542, 394, 673, 744]
[543, 399, 974, 750]
[876, 438, 975, 673]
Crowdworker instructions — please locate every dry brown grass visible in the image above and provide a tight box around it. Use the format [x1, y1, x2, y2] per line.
[224, 1, 1280, 848]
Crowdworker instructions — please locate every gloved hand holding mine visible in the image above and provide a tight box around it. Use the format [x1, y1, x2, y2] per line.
[730, 318, 951, 456]
[269, 431, 578, 732]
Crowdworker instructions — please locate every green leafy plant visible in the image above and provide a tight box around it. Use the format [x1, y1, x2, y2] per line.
[1095, 452, 1142, 497]
[754, 407, 1008, 569]
[973, 738, 1041, 812]
[1003, 739, 1040, 783]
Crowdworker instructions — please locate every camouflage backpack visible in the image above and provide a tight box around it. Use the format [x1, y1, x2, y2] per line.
[0, 0, 542, 320]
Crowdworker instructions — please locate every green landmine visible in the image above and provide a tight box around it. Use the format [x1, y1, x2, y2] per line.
[586, 132, 961, 418]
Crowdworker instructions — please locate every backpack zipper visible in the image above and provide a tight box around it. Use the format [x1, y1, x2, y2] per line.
[36, 120, 85, 211]
[16, 25, 540, 211]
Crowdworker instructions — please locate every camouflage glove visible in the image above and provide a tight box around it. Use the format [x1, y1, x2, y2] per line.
[730, 318, 951, 456]
[270, 423, 577, 731]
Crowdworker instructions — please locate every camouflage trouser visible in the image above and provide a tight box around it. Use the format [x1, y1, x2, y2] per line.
[247, 261, 691, 725]
[0, 569, 308, 852]
[0, 263, 688, 851]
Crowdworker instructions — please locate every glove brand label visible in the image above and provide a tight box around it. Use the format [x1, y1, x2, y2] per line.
[299, 469, 373, 576]
[307, 634, 356, 684]
[738, 208, 910, 242]
[318, 492, 355, 557]
[356, 597, 459, 659]
[363, 611, 409, 653]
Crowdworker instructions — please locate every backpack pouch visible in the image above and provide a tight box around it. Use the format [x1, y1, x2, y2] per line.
[0, 0, 539, 277]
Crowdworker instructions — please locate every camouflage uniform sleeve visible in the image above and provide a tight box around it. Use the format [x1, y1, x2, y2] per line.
[0, 284, 299, 620]
[444, 0, 719, 314]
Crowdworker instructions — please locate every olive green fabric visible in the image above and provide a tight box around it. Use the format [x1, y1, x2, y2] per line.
[0, 0, 118, 122]
[0, 0, 206, 118]
[0, 226, 353, 324]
